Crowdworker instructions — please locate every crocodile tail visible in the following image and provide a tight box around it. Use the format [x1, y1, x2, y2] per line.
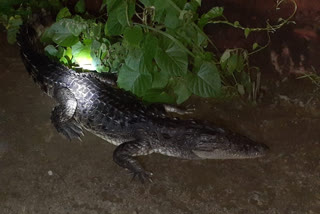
[17, 24, 50, 85]
[16, 24, 37, 49]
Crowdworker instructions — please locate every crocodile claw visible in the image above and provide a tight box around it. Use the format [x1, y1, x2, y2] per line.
[163, 104, 196, 115]
[184, 104, 196, 115]
[53, 119, 84, 141]
[131, 171, 153, 183]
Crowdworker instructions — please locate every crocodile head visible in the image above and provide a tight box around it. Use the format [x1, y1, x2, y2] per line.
[191, 131, 269, 159]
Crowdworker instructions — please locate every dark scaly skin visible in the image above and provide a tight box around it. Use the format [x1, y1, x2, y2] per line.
[17, 25, 269, 182]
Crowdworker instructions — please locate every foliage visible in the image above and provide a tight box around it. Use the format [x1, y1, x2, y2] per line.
[297, 67, 320, 88]
[0, 0, 297, 104]
[0, 0, 64, 43]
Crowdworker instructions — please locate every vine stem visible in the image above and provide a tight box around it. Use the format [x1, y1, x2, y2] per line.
[125, 0, 131, 27]
[208, 0, 297, 55]
[208, 0, 297, 32]
[248, 32, 270, 55]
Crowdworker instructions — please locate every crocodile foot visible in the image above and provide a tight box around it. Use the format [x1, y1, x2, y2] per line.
[51, 87, 83, 141]
[52, 118, 84, 141]
[113, 140, 154, 183]
[131, 170, 153, 183]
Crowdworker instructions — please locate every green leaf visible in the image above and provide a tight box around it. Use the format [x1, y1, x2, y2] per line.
[202, 7, 223, 19]
[75, 46, 91, 60]
[220, 50, 231, 63]
[41, 28, 54, 43]
[56, 7, 71, 21]
[65, 47, 73, 60]
[143, 33, 158, 68]
[196, 31, 207, 47]
[226, 54, 238, 74]
[52, 28, 79, 47]
[71, 41, 93, 68]
[236, 53, 245, 72]
[75, 0, 86, 13]
[173, 79, 192, 104]
[42, 18, 87, 46]
[0, 14, 8, 26]
[57, 46, 65, 58]
[90, 40, 101, 56]
[233, 21, 240, 27]
[6, 15, 22, 44]
[220, 49, 231, 70]
[105, 12, 123, 36]
[117, 50, 152, 96]
[60, 18, 87, 36]
[171, 0, 187, 9]
[252, 42, 259, 50]
[44, 45, 58, 56]
[90, 40, 103, 69]
[188, 62, 221, 97]
[106, 0, 135, 36]
[142, 89, 175, 103]
[60, 56, 68, 64]
[118, 66, 152, 96]
[104, 22, 108, 35]
[198, 7, 223, 28]
[151, 69, 169, 89]
[139, 0, 157, 6]
[105, 42, 127, 73]
[155, 39, 188, 76]
[150, 0, 169, 22]
[244, 28, 250, 38]
[105, 15, 125, 36]
[164, 9, 180, 29]
[183, 1, 200, 12]
[72, 41, 84, 56]
[124, 26, 143, 46]
[87, 22, 102, 39]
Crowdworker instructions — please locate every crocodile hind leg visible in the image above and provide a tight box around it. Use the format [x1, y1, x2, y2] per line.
[113, 140, 153, 182]
[51, 87, 83, 140]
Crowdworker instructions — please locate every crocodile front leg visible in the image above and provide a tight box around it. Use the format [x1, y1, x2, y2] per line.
[51, 87, 83, 140]
[113, 140, 153, 182]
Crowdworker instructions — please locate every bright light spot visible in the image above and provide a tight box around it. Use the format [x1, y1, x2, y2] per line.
[75, 56, 96, 71]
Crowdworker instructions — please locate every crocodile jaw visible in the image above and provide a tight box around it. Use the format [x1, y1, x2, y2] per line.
[192, 143, 269, 159]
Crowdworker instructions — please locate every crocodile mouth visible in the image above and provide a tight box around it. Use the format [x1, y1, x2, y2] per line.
[193, 143, 269, 160]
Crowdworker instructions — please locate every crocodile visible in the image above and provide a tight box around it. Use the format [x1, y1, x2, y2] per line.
[17, 24, 269, 181]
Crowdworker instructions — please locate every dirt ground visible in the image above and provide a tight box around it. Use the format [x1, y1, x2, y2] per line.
[1, 8, 320, 214]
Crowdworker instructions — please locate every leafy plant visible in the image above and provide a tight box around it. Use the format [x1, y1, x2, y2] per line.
[0, 0, 297, 104]
[0, 0, 64, 43]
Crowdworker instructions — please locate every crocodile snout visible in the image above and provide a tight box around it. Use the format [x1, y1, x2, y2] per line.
[258, 143, 269, 154]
